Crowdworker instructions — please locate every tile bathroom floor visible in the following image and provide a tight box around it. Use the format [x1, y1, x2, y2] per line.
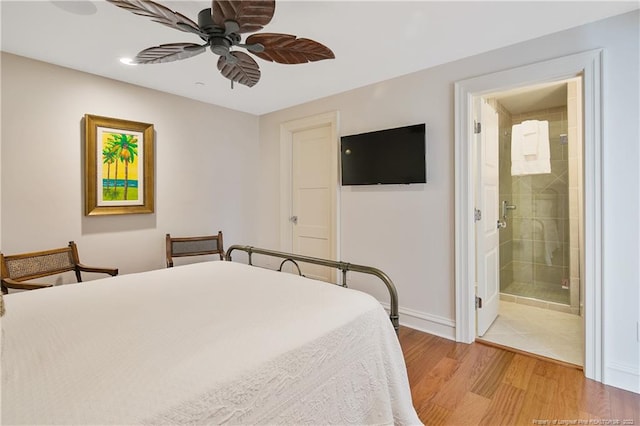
[479, 300, 583, 366]
[501, 281, 570, 305]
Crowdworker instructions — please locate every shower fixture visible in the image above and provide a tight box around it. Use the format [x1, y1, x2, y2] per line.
[501, 200, 516, 220]
[498, 201, 516, 229]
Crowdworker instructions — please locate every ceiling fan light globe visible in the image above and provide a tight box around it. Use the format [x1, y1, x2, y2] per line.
[210, 38, 231, 56]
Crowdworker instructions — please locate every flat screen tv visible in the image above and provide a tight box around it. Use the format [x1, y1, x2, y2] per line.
[340, 123, 426, 185]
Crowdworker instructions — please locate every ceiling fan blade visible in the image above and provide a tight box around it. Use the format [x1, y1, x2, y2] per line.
[107, 0, 207, 38]
[217, 51, 261, 87]
[134, 43, 207, 64]
[245, 33, 335, 64]
[211, 0, 275, 34]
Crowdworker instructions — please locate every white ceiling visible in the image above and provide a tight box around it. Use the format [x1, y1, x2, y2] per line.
[491, 80, 570, 115]
[2, 1, 638, 115]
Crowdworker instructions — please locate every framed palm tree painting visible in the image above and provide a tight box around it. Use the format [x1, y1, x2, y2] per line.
[85, 114, 154, 215]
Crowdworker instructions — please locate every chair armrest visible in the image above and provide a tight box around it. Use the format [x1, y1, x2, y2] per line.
[2, 278, 53, 291]
[76, 264, 119, 276]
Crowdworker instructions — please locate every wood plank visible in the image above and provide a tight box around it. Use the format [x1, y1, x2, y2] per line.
[416, 402, 451, 426]
[400, 327, 456, 382]
[478, 382, 526, 425]
[610, 386, 640, 423]
[443, 392, 491, 426]
[430, 342, 497, 410]
[579, 378, 613, 419]
[547, 362, 584, 421]
[470, 349, 516, 398]
[411, 356, 459, 411]
[502, 353, 537, 390]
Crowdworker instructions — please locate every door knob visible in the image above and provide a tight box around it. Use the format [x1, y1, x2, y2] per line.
[290, 215, 298, 224]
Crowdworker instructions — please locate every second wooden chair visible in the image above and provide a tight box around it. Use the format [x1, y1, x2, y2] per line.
[165, 231, 224, 268]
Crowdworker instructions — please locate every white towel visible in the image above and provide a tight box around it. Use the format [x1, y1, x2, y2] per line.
[520, 120, 539, 155]
[522, 131, 539, 155]
[511, 120, 551, 175]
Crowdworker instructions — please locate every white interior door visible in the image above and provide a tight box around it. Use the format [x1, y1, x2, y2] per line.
[476, 98, 500, 336]
[291, 125, 335, 281]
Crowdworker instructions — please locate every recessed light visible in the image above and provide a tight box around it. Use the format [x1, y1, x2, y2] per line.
[119, 58, 137, 66]
[51, 1, 97, 16]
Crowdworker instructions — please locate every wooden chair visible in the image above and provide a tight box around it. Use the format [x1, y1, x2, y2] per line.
[0, 241, 118, 294]
[166, 231, 224, 268]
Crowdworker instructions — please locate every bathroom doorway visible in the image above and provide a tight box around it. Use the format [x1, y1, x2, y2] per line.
[455, 49, 603, 380]
[476, 78, 585, 366]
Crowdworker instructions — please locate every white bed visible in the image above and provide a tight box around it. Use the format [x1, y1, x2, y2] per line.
[1, 260, 421, 425]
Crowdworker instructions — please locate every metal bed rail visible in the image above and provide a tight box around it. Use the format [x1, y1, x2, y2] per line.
[225, 245, 399, 332]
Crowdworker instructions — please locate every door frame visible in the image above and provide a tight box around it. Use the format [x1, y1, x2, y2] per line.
[454, 50, 603, 381]
[279, 111, 340, 260]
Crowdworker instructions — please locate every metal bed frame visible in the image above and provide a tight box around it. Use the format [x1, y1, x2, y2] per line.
[225, 245, 399, 332]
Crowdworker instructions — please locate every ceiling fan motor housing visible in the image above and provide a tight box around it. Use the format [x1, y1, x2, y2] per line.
[198, 8, 242, 58]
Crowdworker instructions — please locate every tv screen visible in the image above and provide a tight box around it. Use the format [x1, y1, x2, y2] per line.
[340, 123, 426, 185]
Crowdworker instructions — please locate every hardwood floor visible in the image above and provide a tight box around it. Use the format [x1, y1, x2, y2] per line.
[399, 327, 640, 425]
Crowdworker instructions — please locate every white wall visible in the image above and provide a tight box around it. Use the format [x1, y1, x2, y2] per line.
[259, 74, 457, 337]
[258, 11, 639, 392]
[1, 53, 260, 274]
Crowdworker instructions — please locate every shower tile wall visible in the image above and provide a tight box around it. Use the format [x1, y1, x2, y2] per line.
[498, 104, 571, 307]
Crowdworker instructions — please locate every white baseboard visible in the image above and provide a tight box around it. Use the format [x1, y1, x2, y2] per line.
[381, 303, 456, 340]
[605, 362, 640, 394]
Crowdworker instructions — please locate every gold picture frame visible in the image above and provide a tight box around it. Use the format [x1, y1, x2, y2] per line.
[85, 114, 154, 215]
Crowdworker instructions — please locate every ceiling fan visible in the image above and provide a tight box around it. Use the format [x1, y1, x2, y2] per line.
[107, 0, 335, 88]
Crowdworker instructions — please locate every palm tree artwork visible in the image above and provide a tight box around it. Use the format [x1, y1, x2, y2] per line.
[101, 133, 139, 201]
[102, 147, 117, 192]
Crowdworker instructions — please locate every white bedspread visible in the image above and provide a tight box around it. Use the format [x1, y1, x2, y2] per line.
[1, 261, 421, 425]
